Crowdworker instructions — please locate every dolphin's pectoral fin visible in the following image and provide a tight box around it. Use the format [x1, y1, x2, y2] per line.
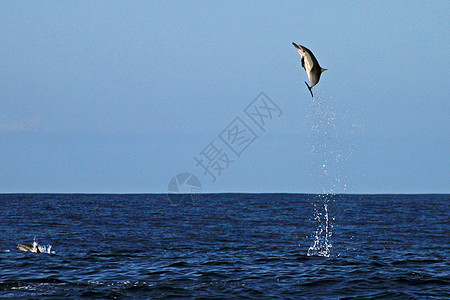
[301, 57, 306, 70]
[304, 81, 314, 97]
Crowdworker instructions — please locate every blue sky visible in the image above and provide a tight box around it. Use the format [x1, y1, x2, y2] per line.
[0, 1, 448, 193]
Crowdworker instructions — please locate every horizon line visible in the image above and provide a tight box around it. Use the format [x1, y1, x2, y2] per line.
[0, 192, 448, 196]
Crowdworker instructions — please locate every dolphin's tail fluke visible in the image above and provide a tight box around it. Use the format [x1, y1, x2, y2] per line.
[304, 81, 314, 97]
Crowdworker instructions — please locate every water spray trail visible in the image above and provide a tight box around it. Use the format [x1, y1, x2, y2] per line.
[304, 90, 360, 257]
[305, 91, 340, 257]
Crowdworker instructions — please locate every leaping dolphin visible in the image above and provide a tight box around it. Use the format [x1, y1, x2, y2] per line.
[292, 42, 327, 97]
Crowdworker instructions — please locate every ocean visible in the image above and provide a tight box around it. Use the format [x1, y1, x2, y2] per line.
[1, 193, 449, 299]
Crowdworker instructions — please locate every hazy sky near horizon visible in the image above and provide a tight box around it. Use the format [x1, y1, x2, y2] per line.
[0, 1, 448, 193]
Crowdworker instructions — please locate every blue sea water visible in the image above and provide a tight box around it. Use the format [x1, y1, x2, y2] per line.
[1, 193, 449, 299]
